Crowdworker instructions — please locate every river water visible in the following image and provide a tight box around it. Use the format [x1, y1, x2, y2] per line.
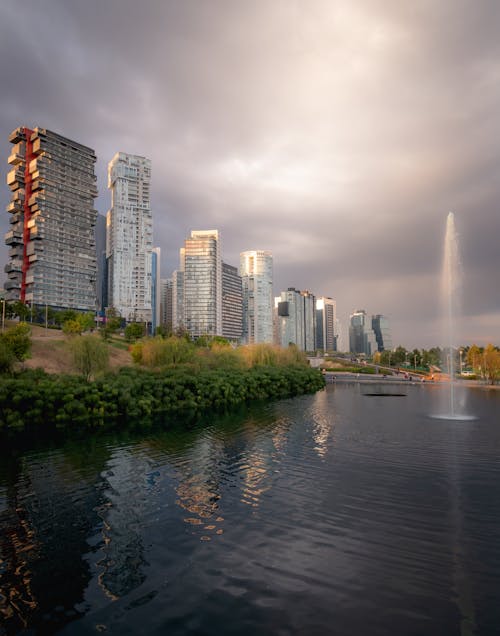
[1, 383, 499, 635]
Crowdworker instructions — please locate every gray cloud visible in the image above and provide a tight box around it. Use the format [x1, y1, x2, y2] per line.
[1, 0, 499, 348]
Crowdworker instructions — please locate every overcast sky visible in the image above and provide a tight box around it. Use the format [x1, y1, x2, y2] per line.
[0, 0, 499, 348]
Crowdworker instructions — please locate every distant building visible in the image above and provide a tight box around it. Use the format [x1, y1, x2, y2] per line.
[349, 309, 377, 356]
[160, 278, 173, 332]
[172, 247, 185, 333]
[4, 126, 97, 310]
[222, 262, 242, 342]
[276, 288, 316, 351]
[371, 314, 392, 352]
[183, 230, 222, 338]
[316, 297, 337, 352]
[151, 247, 161, 333]
[239, 250, 273, 344]
[106, 152, 152, 323]
[95, 214, 107, 314]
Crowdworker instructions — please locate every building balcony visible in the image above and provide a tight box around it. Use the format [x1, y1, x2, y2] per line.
[6, 200, 23, 214]
[4, 260, 23, 274]
[8, 151, 25, 166]
[4, 279, 21, 291]
[9, 128, 25, 144]
[4, 230, 23, 245]
[7, 168, 24, 191]
[9, 245, 23, 259]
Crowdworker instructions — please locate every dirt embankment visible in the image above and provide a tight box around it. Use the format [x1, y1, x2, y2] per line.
[15, 324, 133, 374]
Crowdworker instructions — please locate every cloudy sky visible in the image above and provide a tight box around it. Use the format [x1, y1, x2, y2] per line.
[1, 0, 499, 348]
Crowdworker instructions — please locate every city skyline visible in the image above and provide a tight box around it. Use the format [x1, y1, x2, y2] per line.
[1, 1, 499, 348]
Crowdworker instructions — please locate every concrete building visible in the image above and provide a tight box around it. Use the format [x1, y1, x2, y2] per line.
[95, 213, 107, 315]
[316, 296, 337, 352]
[275, 288, 316, 351]
[222, 262, 242, 342]
[239, 250, 273, 344]
[183, 230, 222, 338]
[4, 126, 98, 310]
[371, 314, 392, 352]
[172, 247, 185, 333]
[106, 152, 152, 323]
[349, 309, 378, 356]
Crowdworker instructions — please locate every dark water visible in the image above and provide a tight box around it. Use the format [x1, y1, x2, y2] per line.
[1, 383, 500, 635]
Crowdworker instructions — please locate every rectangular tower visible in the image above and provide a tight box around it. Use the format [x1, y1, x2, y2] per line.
[239, 250, 273, 344]
[106, 152, 152, 323]
[222, 262, 242, 343]
[183, 230, 222, 338]
[4, 126, 98, 310]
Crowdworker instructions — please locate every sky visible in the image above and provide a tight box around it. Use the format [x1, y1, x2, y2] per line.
[0, 0, 499, 349]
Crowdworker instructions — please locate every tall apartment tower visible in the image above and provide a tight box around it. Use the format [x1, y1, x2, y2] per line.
[160, 278, 173, 332]
[316, 297, 337, 352]
[106, 152, 152, 323]
[151, 247, 161, 333]
[222, 262, 242, 343]
[4, 126, 98, 309]
[239, 250, 273, 344]
[183, 230, 222, 338]
[371, 314, 392, 352]
[172, 248, 185, 333]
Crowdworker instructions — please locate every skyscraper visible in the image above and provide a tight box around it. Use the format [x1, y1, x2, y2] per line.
[151, 247, 161, 333]
[371, 314, 392, 352]
[106, 152, 152, 323]
[349, 309, 378, 356]
[160, 278, 173, 332]
[239, 250, 273, 344]
[4, 126, 97, 310]
[316, 296, 337, 352]
[183, 230, 222, 338]
[222, 262, 242, 342]
[275, 288, 316, 351]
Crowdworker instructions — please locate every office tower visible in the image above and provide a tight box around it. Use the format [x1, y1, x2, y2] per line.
[222, 262, 242, 342]
[172, 247, 185, 332]
[316, 297, 337, 352]
[349, 309, 378, 356]
[160, 278, 173, 332]
[106, 152, 152, 323]
[276, 288, 316, 351]
[5, 126, 97, 310]
[239, 250, 273, 344]
[183, 230, 222, 338]
[371, 314, 392, 352]
[95, 213, 107, 314]
[151, 247, 161, 333]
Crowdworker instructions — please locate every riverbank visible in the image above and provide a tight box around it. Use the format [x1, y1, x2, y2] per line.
[0, 365, 325, 433]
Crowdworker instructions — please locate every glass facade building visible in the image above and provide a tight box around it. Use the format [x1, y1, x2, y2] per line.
[222, 262, 242, 342]
[316, 296, 337, 352]
[239, 250, 273, 344]
[371, 314, 392, 352]
[349, 309, 378, 356]
[276, 288, 316, 352]
[183, 230, 222, 338]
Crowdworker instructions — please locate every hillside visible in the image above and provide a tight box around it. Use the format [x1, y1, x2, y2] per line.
[8, 323, 134, 374]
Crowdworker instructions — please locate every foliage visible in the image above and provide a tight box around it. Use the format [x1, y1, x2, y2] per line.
[0, 365, 325, 432]
[0, 340, 15, 374]
[100, 307, 122, 341]
[0, 322, 31, 362]
[131, 336, 196, 367]
[125, 322, 146, 342]
[482, 344, 500, 385]
[10, 301, 31, 321]
[69, 335, 109, 381]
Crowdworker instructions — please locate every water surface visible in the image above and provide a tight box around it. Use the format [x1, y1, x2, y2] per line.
[1, 383, 499, 635]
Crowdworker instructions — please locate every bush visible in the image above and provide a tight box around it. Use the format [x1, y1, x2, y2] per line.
[1, 322, 31, 362]
[69, 335, 109, 381]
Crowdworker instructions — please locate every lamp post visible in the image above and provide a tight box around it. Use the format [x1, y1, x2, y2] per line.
[459, 348, 463, 375]
[414, 354, 417, 370]
[1, 299, 5, 332]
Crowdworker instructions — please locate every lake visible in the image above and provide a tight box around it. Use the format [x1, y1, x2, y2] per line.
[1, 382, 499, 635]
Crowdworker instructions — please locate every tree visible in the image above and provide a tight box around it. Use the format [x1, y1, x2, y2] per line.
[11, 301, 30, 321]
[482, 344, 500, 385]
[100, 307, 122, 341]
[1, 322, 31, 362]
[466, 344, 482, 373]
[125, 322, 145, 342]
[69, 335, 109, 381]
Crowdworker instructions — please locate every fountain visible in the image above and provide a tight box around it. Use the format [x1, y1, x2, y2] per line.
[433, 212, 475, 420]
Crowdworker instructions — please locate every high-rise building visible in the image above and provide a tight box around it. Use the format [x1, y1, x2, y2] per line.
[371, 314, 392, 352]
[239, 250, 273, 344]
[275, 288, 316, 351]
[4, 126, 98, 310]
[106, 152, 152, 323]
[222, 262, 242, 342]
[172, 247, 185, 333]
[95, 213, 107, 314]
[151, 247, 161, 333]
[349, 309, 378, 356]
[316, 297, 337, 352]
[160, 278, 173, 332]
[183, 230, 222, 338]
